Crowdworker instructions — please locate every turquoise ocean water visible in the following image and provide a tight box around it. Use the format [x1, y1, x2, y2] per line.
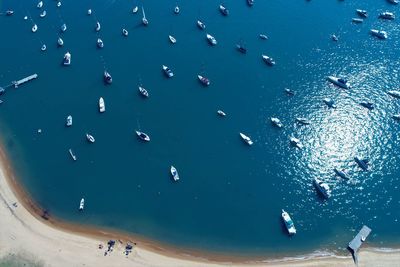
[0, 0, 399, 257]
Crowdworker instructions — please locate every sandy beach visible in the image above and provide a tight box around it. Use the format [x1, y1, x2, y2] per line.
[0, 148, 399, 267]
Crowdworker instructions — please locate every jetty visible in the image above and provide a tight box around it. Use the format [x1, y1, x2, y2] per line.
[12, 73, 38, 88]
[348, 225, 371, 265]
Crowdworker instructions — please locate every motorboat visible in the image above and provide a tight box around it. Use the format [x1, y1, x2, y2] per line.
[63, 51, 71, 66]
[323, 98, 336, 108]
[122, 28, 128, 36]
[104, 71, 112, 84]
[69, 149, 77, 161]
[97, 38, 104, 48]
[262, 54, 275, 66]
[169, 35, 177, 44]
[387, 0, 399, 4]
[197, 75, 210, 86]
[247, 0, 254, 6]
[217, 110, 226, 116]
[387, 90, 400, 98]
[66, 115, 72, 127]
[56, 1, 61, 7]
[206, 34, 217, 45]
[142, 6, 148, 25]
[352, 18, 363, 23]
[331, 34, 338, 41]
[393, 114, 400, 120]
[370, 29, 388, 39]
[138, 86, 149, 97]
[86, 133, 95, 143]
[354, 156, 368, 170]
[39, 10, 46, 18]
[41, 44, 47, 51]
[162, 65, 174, 78]
[356, 9, 367, 17]
[95, 21, 101, 32]
[284, 88, 295, 96]
[290, 137, 303, 149]
[236, 44, 247, 54]
[197, 20, 206, 30]
[259, 34, 268, 40]
[360, 101, 374, 110]
[60, 23, 67, 32]
[174, 6, 180, 14]
[271, 117, 283, 128]
[326, 76, 350, 89]
[313, 178, 332, 199]
[239, 132, 253, 145]
[281, 209, 296, 235]
[32, 24, 38, 32]
[132, 6, 138, 13]
[6, 10, 14, 15]
[99, 97, 105, 113]
[379, 11, 395, 20]
[79, 198, 84, 211]
[334, 168, 349, 180]
[87, 9, 92, 15]
[136, 130, 150, 141]
[170, 166, 179, 181]
[295, 117, 310, 125]
[37, 1, 43, 8]
[219, 4, 229, 16]
[24, 16, 28, 20]
[57, 37, 64, 46]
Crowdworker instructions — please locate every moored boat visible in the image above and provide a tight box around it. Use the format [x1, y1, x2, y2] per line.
[331, 34, 338, 41]
[162, 65, 174, 78]
[387, 90, 400, 98]
[352, 18, 363, 23]
[57, 37, 64, 46]
[259, 34, 268, 40]
[323, 98, 336, 108]
[79, 198, 84, 210]
[138, 86, 149, 97]
[99, 97, 105, 113]
[170, 166, 179, 181]
[295, 117, 310, 125]
[63, 51, 71, 65]
[86, 133, 95, 143]
[136, 130, 150, 141]
[132, 6, 138, 13]
[168, 35, 177, 44]
[66, 115, 72, 126]
[354, 156, 369, 170]
[360, 101, 374, 110]
[387, 0, 399, 4]
[56, 1, 61, 7]
[32, 24, 38, 32]
[122, 28, 128, 36]
[247, 0, 254, 6]
[37, 1, 43, 8]
[281, 209, 296, 235]
[39, 10, 46, 18]
[60, 23, 67, 32]
[334, 168, 349, 180]
[327, 76, 350, 89]
[97, 38, 104, 48]
[95, 21, 101, 32]
[206, 33, 217, 45]
[174, 6, 180, 14]
[271, 117, 283, 128]
[356, 9, 367, 18]
[197, 75, 210, 86]
[239, 132, 253, 145]
[379, 11, 395, 20]
[290, 137, 303, 149]
[313, 178, 332, 199]
[217, 110, 226, 116]
[41, 44, 47, 51]
[197, 20, 206, 30]
[262, 54, 275, 66]
[104, 71, 112, 84]
[236, 44, 247, 54]
[370, 29, 388, 39]
[6, 10, 14, 15]
[142, 6, 148, 25]
[87, 9, 92, 15]
[219, 4, 229, 16]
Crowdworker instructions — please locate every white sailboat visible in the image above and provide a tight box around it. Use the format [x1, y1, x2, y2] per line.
[99, 97, 105, 113]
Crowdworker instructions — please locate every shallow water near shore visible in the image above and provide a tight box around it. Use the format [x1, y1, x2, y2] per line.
[0, 0, 399, 258]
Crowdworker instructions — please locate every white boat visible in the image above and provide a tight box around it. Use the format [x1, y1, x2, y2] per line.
[66, 115, 72, 126]
[169, 35, 177, 44]
[162, 65, 174, 78]
[142, 6, 148, 25]
[32, 24, 38, 32]
[41, 44, 46, 51]
[239, 132, 253, 145]
[138, 86, 149, 97]
[356, 9, 367, 18]
[247, 0, 254, 6]
[206, 33, 217, 45]
[24, 16, 28, 20]
[57, 37, 64, 46]
[313, 178, 332, 199]
[326, 76, 350, 89]
[97, 38, 104, 48]
[387, 0, 399, 4]
[95, 21, 101, 32]
[79, 198, 84, 210]
[262, 54, 275, 65]
[290, 137, 303, 149]
[379, 11, 395, 20]
[197, 75, 210, 86]
[271, 117, 283, 128]
[334, 168, 349, 180]
[86, 133, 95, 143]
[281, 209, 296, 235]
[122, 28, 128, 36]
[174, 6, 180, 14]
[61, 23, 67, 32]
[219, 4, 229, 16]
[197, 20, 206, 30]
[37, 1, 43, 8]
[217, 110, 226, 116]
[370, 29, 388, 39]
[323, 98, 336, 108]
[6, 10, 14, 15]
[99, 97, 105, 113]
[352, 18, 363, 23]
[295, 117, 310, 125]
[39, 10, 46, 18]
[69, 149, 77, 161]
[170, 166, 179, 181]
[56, 1, 61, 7]
[393, 114, 400, 120]
[331, 34, 338, 41]
[136, 131, 150, 141]
[284, 88, 295, 95]
[387, 90, 400, 98]
[104, 71, 112, 84]
[87, 9, 92, 15]
[259, 34, 268, 40]
[63, 51, 71, 66]
[132, 6, 138, 13]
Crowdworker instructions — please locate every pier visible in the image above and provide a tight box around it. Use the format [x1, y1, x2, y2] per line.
[348, 225, 372, 265]
[12, 73, 38, 88]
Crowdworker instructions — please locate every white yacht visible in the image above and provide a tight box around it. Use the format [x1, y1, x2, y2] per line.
[387, 90, 400, 98]
[379, 11, 395, 20]
[295, 117, 310, 125]
[262, 54, 275, 65]
[174, 6, 180, 14]
[323, 98, 336, 108]
[37, 1, 43, 8]
[99, 97, 105, 113]
[259, 34, 268, 40]
[219, 4, 229, 16]
[86, 133, 95, 143]
[63, 51, 71, 66]
[197, 75, 210, 86]
[95, 21, 101, 32]
[69, 149, 77, 161]
[39, 10, 46, 18]
[334, 168, 349, 180]
[32, 24, 38, 32]
[206, 34, 217, 45]
[79, 198, 85, 211]
[271, 117, 283, 128]
[66, 115, 72, 127]
[132, 6, 138, 13]
[138, 86, 149, 97]
[169, 35, 177, 44]
[60, 23, 67, 32]
[56, 1, 61, 7]
[313, 178, 332, 199]
[170, 166, 179, 181]
[162, 65, 174, 78]
[197, 20, 206, 30]
[281, 209, 296, 235]
[58, 37, 64, 46]
[97, 38, 104, 48]
[41, 44, 46, 51]
[87, 9, 92, 15]
[122, 28, 128, 36]
[217, 110, 226, 117]
[239, 132, 253, 145]
[352, 18, 363, 23]
[290, 137, 303, 149]
[327, 76, 350, 89]
[356, 9, 367, 17]
[142, 6, 148, 25]
[370, 29, 388, 39]
[136, 131, 150, 142]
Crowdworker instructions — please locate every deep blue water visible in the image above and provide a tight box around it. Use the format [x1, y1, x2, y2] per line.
[0, 0, 399, 257]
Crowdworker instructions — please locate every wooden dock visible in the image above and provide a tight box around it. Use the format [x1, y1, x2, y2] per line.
[12, 73, 38, 88]
[348, 225, 371, 265]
